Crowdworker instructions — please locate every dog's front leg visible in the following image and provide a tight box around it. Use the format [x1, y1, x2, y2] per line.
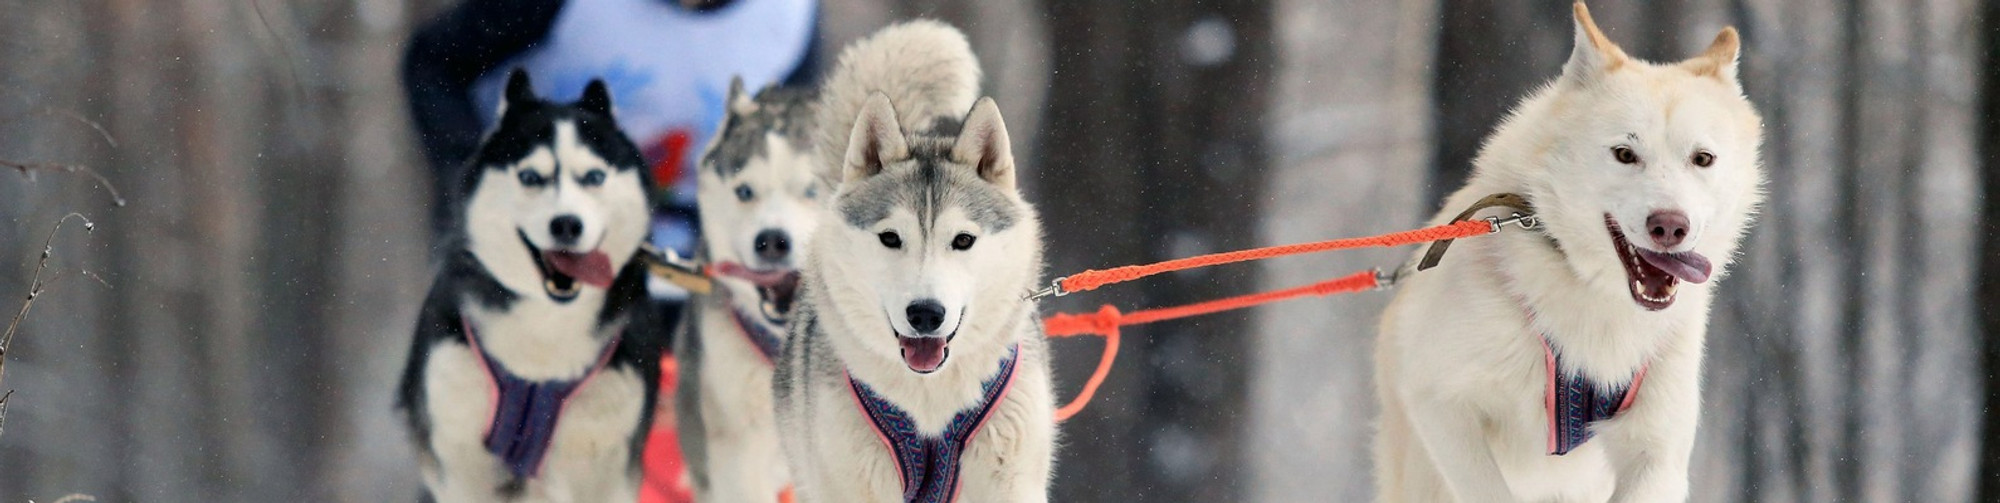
[1404, 395, 1518, 503]
[1602, 337, 1701, 503]
[701, 432, 787, 502]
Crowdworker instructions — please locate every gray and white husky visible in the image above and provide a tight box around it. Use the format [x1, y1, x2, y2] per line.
[1374, 4, 1763, 502]
[773, 20, 1056, 502]
[673, 76, 822, 502]
[397, 70, 664, 502]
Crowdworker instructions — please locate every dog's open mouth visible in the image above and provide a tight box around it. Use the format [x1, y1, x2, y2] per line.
[519, 230, 616, 302]
[1605, 216, 1711, 311]
[897, 333, 952, 374]
[711, 262, 802, 322]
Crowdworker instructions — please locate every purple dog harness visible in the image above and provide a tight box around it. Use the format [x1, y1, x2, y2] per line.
[848, 344, 1020, 503]
[1541, 336, 1647, 455]
[461, 318, 621, 479]
[727, 307, 784, 364]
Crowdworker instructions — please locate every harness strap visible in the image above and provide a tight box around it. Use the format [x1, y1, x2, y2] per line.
[726, 307, 785, 364]
[848, 344, 1021, 503]
[1417, 193, 1536, 271]
[1539, 336, 1647, 456]
[462, 317, 623, 479]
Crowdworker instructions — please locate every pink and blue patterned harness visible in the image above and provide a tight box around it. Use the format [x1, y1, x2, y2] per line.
[1541, 335, 1647, 455]
[848, 344, 1020, 503]
[461, 318, 621, 479]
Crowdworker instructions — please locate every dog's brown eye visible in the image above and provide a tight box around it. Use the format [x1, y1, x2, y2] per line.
[879, 231, 902, 249]
[951, 233, 976, 251]
[1611, 146, 1640, 165]
[1691, 150, 1715, 168]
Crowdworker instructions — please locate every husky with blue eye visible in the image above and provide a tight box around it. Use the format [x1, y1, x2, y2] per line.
[773, 21, 1056, 503]
[396, 69, 665, 503]
[672, 76, 823, 502]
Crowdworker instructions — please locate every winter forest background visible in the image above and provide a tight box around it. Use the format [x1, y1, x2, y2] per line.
[0, 0, 1994, 501]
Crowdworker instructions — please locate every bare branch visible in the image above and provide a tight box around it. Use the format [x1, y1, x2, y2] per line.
[0, 213, 102, 439]
[248, 0, 309, 103]
[1, 158, 126, 207]
[49, 494, 98, 503]
[41, 106, 118, 149]
[0, 389, 10, 438]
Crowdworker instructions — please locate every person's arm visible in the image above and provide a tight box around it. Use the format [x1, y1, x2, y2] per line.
[403, 0, 568, 175]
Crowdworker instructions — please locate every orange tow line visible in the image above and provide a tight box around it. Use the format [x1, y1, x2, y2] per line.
[1042, 209, 1534, 422]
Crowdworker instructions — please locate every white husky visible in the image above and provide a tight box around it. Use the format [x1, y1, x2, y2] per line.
[773, 20, 1056, 503]
[1374, 4, 1763, 502]
[673, 76, 822, 502]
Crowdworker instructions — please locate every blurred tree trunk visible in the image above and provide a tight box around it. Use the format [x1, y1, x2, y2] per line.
[1977, 0, 2000, 498]
[1035, 0, 1271, 501]
[0, 1, 433, 500]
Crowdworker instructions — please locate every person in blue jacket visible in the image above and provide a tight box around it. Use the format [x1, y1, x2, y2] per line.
[402, 1, 818, 500]
[405, 0, 818, 303]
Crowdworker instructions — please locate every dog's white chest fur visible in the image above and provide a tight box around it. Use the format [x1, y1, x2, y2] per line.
[685, 300, 792, 500]
[787, 339, 1055, 503]
[1375, 238, 1701, 502]
[419, 310, 645, 502]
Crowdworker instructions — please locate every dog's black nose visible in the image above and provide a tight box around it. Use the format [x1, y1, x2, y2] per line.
[1646, 210, 1690, 249]
[754, 229, 791, 262]
[906, 300, 947, 334]
[550, 215, 584, 245]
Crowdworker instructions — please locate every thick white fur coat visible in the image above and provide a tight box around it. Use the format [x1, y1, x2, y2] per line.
[776, 20, 1056, 503]
[1374, 4, 1764, 502]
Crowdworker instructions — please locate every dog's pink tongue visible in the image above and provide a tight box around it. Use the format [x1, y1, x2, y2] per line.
[1637, 249, 1712, 284]
[547, 251, 617, 288]
[898, 336, 948, 374]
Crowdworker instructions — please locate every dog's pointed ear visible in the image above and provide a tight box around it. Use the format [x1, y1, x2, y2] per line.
[1681, 27, 1742, 86]
[1562, 2, 1630, 84]
[844, 93, 909, 183]
[500, 68, 536, 117]
[726, 76, 759, 117]
[579, 79, 615, 118]
[952, 97, 1015, 191]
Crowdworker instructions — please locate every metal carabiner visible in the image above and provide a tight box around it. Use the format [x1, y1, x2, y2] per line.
[1484, 212, 1540, 233]
[1025, 276, 1070, 301]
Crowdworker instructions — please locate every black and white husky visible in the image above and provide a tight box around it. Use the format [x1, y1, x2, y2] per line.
[672, 77, 822, 501]
[397, 69, 665, 502]
[774, 21, 1056, 502]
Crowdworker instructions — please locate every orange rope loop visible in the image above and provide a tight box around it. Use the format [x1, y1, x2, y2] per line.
[1056, 219, 1492, 295]
[1044, 271, 1380, 422]
[1045, 306, 1122, 422]
[1038, 209, 1527, 422]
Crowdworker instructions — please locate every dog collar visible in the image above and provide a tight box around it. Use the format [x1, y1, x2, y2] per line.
[727, 306, 784, 364]
[461, 317, 622, 480]
[847, 344, 1020, 503]
[1541, 335, 1647, 455]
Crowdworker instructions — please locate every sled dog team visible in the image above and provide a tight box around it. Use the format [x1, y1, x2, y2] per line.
[399, 4, 1765, 502]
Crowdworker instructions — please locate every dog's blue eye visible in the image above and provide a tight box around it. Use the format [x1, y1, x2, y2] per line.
[735, 185, 755, 202]
[518, 170, 547, 187]
[878, 231, 902, 249]
[951, 233, 976, 251]
[579, 169, 606, 186]
[805, 185, 819, 199]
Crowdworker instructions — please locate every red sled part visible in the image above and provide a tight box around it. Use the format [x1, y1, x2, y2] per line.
[640, 356, 694, 503]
